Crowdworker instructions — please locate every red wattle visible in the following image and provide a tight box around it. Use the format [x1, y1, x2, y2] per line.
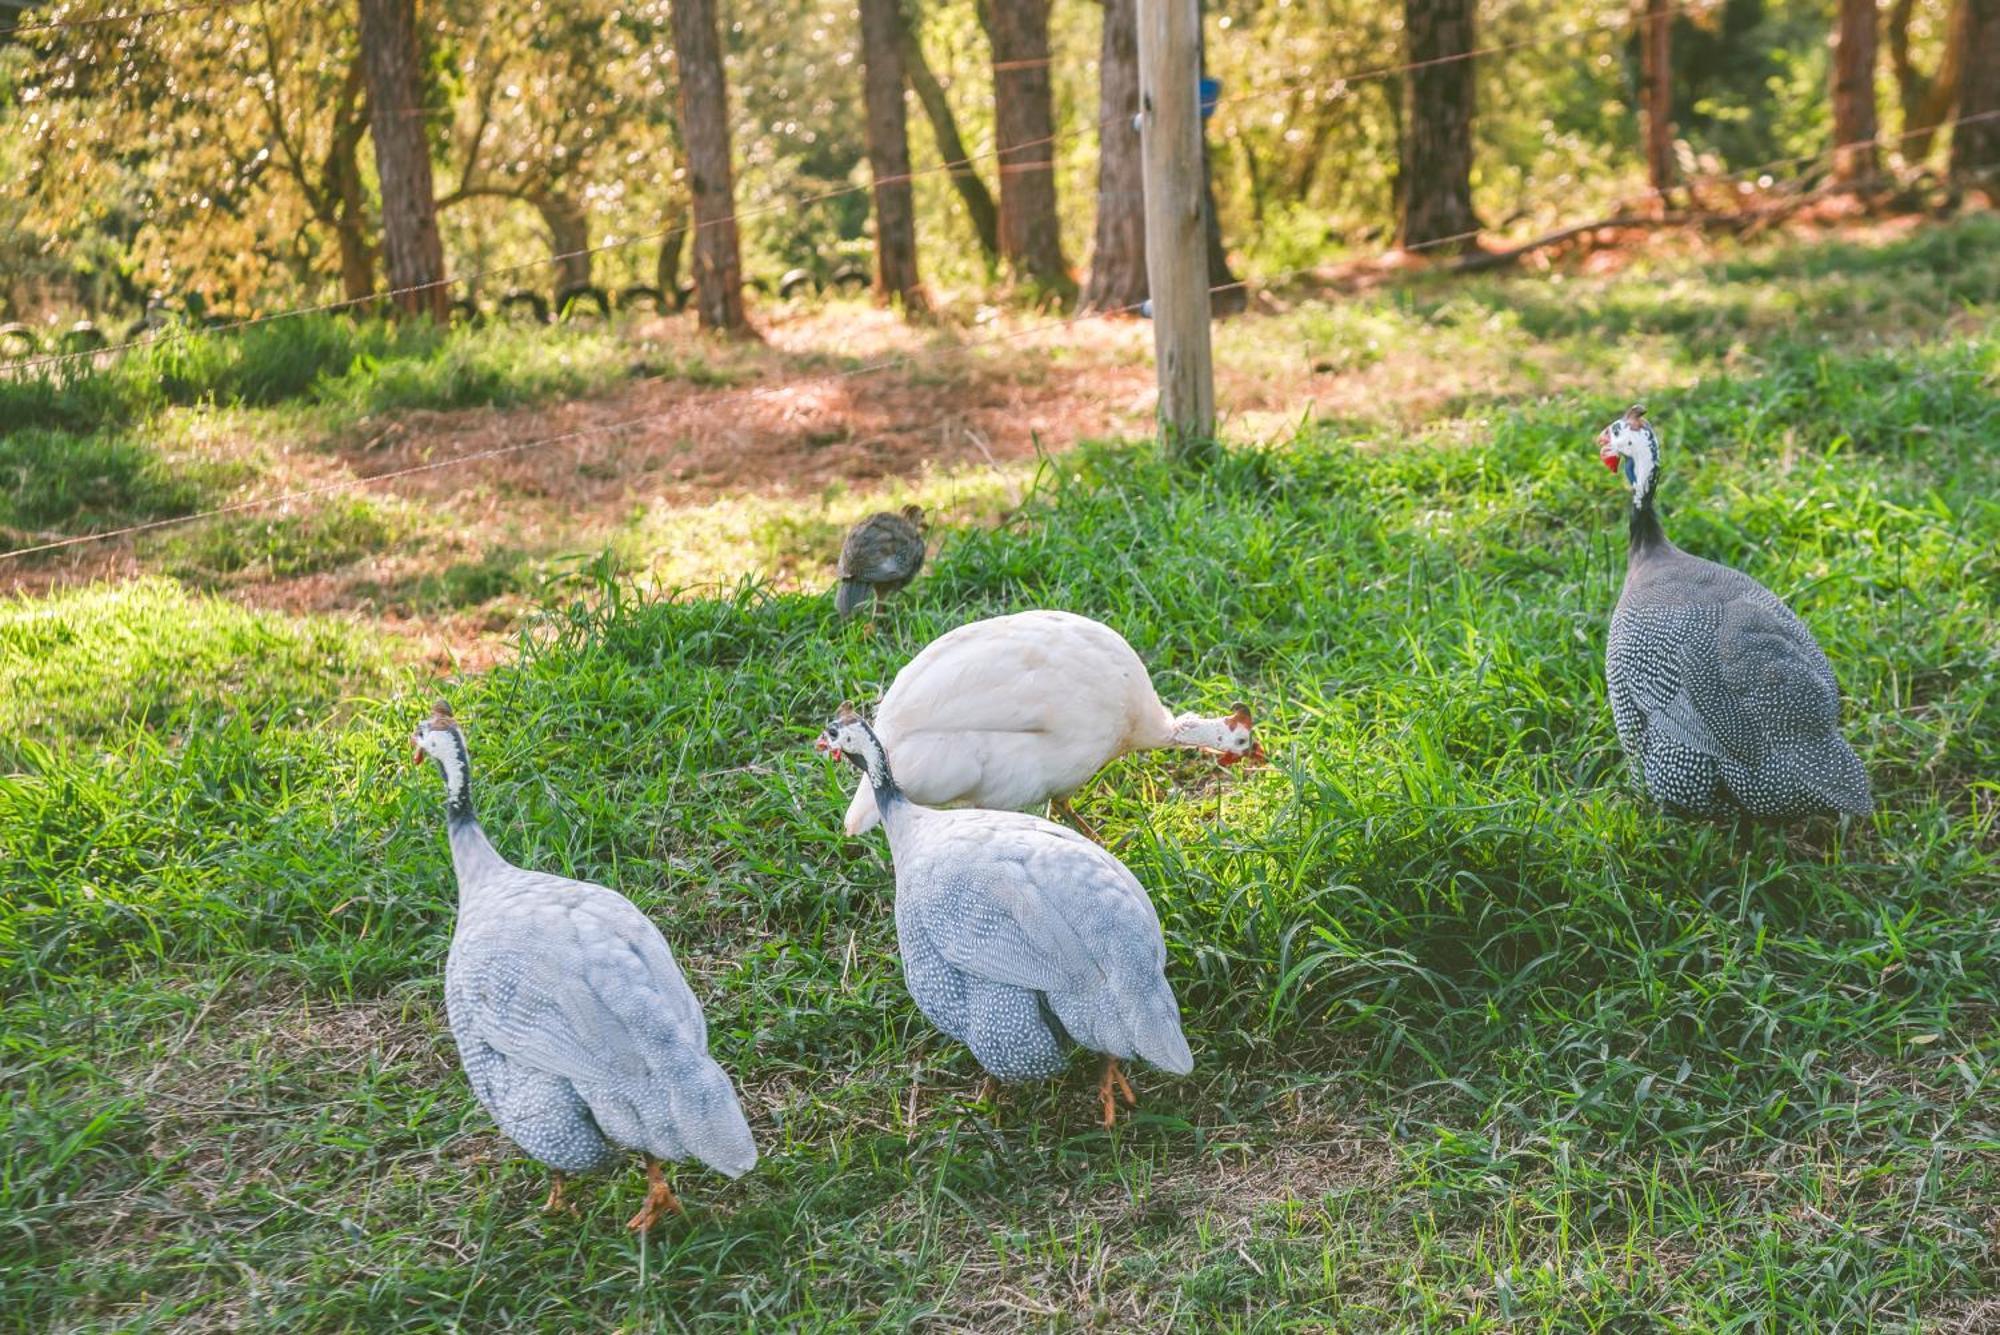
[1601, 452, 1621, 472]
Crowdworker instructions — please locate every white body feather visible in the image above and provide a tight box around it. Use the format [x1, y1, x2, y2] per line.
[843, 611, 1178, 834]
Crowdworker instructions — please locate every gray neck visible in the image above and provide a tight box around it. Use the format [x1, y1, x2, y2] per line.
[448, 818, 508, 895]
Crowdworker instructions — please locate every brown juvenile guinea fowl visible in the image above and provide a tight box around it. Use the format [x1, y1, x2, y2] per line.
[1597, 405, 1871, 820]
[834, 505, 926, 618]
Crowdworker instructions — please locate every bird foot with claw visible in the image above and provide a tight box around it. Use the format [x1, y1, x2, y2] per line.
[542, 1173, 580, 1218]
[625, 1160, 685, 1233]
[1097, 1059, 1139, 1127]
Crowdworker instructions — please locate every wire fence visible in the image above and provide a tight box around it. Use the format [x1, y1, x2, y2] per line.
[6, 96, 1980, 569]
[2, 0, 1742, 374]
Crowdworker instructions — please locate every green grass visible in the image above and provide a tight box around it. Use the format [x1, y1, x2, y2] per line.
[2, 226, 1997, 1330]
[0, 317, 688, 547]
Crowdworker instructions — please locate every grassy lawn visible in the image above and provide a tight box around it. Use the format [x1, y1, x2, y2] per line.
[2, 221, 1997, 1329]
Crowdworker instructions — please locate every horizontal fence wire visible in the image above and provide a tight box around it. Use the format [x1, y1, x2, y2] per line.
[5, 96, 1970, 569]
[2, 0, 1734, 374]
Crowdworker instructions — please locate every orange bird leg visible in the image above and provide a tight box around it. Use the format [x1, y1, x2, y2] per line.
[625, 1158, 685, 1233]
[1097, 1057, 1138, 1127]
[1050, 797, 1102, 844]
[542, 1171, 578, 1217]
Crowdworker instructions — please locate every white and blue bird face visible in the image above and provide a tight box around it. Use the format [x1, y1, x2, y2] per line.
[412, 703, 469, 794]
[1596, 404, 1660, 503]
[814, 702, 880, 775]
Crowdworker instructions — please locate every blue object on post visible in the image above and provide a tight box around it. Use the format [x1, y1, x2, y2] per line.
[1199, 77, 1220, 119]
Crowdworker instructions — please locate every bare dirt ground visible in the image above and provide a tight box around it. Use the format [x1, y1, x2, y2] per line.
[6, 205, 1928, 669]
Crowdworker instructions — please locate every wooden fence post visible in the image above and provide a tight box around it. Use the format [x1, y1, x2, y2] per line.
[1137, 0, 1215, 460]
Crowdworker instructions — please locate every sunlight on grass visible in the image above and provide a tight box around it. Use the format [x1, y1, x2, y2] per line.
[1, 221, 1996, 1329]
[612, 462, 1032, 596]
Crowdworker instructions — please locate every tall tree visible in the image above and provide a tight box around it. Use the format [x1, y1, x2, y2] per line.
[1084, 0, 1146, 311]
[1955, 0, 2000, 183]
[534, 193, 593, 291]
[1832, 0, 1882, 183]
[1888, 0, 1970, 162]
[859, 0, 927, 313]
[670, 0, 749, 332]
[1398, 0, 1479, 252]
[902, 21, 1001, 264]
[1640, 0, 1675, 198]
[24, 9, 382, 308]
[359, 0, 450, 319]
[982, 0, 1075, 301]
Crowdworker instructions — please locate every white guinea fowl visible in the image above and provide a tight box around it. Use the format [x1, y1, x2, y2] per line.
[1597, 406, 1871, 820]
[841, 610, 1264, 837]
[413, 703, 757, 1230]
[818, 702, 1193, 1125]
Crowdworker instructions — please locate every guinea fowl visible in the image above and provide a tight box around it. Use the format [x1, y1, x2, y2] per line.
[840, 610, 1263, 838]
[413, 703, 757, 1229]
[1597, 406, 1871, 819]
[817, 702, 1193, 1125]
[834, 505, 927, 618]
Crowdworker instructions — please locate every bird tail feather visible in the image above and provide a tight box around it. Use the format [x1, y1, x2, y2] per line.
[834, 580, 870, 618]
[1797, 738, 1873, 816]
[843, 782, 882, 836]
[1128, 982, 1194, 1076]
[663, 1055, 758, 1179]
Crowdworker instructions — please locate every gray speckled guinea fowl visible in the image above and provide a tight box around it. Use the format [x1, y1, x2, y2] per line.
[1597, 406, 1871, 820]
[413, 703, 756, 1229]
[816, 702, 1192, 1125]
[834, 505, 927, 618]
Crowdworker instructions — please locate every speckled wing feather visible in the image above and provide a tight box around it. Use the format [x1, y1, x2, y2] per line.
[446, 868, 756, 1177]
[897, 808, 1192, 1075]
[1609, 554, 1867, 817]
[838, 513, 925, 587]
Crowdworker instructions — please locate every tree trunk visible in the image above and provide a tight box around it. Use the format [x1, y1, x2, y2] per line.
[1198, 12, 1242, 313]
[983, 0, 1075, 301]
[1084, 0, 1146, 311]
[328, 58, 376, 302]
[1202, 145, 1243, 312]
[1398, 0, 1480, 252]
[1955, 0, 2000, 183]
[670, 0, 749, 333]
[657, 200, 689, 295]
[535, 193, 592, 290]
[335, 211, 376, 302]
[1832, 0, 1882, 183]
[902, 19, 1001, 263]
[860, 0, 927, 313]
[358, 0, 448, 319]
[1640, 0, 1676, 198]
[1888, 0, 1970, 163]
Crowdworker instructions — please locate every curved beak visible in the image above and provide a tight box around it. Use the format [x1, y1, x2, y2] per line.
[1597, 427, 1620, 470]
[814, 735, 841, 761]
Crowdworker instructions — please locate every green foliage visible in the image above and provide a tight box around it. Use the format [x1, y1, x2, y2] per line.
[0, 316, 664, 435]
[153, 495, 417, 584]
[0, 427, 246, 535]
[2, 230, 1996, 1326]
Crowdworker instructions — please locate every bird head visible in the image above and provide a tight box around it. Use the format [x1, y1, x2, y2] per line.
[900, 504, 927, 531]
[411, 700, 462, 766]
[815, 700, 874, 771]
[1214, 702, 1267, 767]
[1595, 404, 1659, 501]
